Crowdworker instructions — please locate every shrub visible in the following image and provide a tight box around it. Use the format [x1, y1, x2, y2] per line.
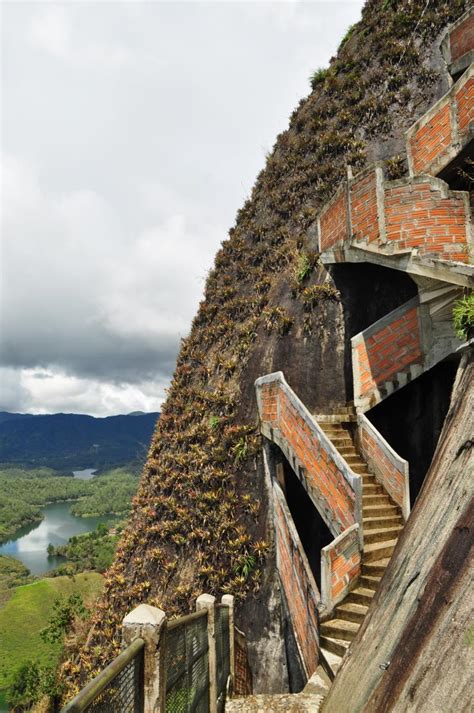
[309, 67, 328, 89]
[453, 294, 474, 340]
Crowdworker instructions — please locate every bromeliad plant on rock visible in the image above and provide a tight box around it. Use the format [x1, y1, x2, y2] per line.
[63, 0, 470, 698]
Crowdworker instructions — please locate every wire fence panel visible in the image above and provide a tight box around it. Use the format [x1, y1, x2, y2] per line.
[165, 611, 209, 713]
[215, 605, 230, 713]
[85, 653, 144, 713]
[61, 639, 145, 713]
[233, 628, 252, 697]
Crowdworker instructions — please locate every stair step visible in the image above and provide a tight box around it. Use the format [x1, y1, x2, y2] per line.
[346, 587, 375, 606]
[364, 525, 403, 545]
[363, 504, 398, 517]
[362, 558, 391, 576]
[364, 540, 397, 562]
[335, 602, 369, 624]
[362, 483, 383, 494]
[344, 456, 367, 466]
[360, 575, 382, 590]
[321, 619, 360, 642]
[352, 465, 369, 474]
[362, 494, 392, 506]
[363, 515, 403, 529]
[320, 636, 350, 658]
[336, 447, 359, 457]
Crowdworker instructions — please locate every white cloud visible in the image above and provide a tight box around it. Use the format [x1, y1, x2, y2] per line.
[2, 0, 365, 415]
[28, 5, 71, 59]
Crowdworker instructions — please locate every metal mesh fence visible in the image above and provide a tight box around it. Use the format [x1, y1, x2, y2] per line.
[165, 610, 209, 713]
[215, 605, 230, 713]
[233, 628, 253, 697]
[61, 639, 144, 713]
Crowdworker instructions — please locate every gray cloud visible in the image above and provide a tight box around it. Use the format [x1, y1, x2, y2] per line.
[1, 1, 364, 416]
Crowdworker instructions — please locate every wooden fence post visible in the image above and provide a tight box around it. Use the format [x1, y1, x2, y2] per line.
[196, 593, 217, 713]
[122, 603, 166, 713]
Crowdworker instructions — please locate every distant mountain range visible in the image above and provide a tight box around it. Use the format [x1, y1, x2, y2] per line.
[0, 411, 160, 470]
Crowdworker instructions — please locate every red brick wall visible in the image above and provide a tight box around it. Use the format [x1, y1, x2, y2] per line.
[359, 423, 407, 515]
[384, 180, 470, 263]
[274, 486, 320, 677]
[349, 170, 379, 244]
[449, 12, 474, 64]
[354, 304, 422, 397]
[456, 76, 474, 134]
[319, 186, 349, 252]
[323, 526, 361, 605]
[260, 380, 357, 533]
[409, 104, 452, 176]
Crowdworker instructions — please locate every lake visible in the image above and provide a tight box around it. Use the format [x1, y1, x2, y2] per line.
[0, 469, 116, 575]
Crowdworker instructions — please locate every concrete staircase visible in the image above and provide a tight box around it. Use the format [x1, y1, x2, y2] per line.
[317, 416, 404, 671]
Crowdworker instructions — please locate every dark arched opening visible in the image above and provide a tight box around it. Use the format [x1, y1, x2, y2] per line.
[270, 443, 333, 590]
[367, 356, 459, 505]
[329, 263, 418, 401]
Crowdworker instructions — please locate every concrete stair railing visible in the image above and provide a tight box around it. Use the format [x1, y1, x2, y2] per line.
[316, 417, 404, 674]
[441, 6, 474, 79]
[406, 63, 473, 179]
[351, 289, 462, 413]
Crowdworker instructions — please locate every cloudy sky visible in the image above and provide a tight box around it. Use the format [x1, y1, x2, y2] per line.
[1, 0, 364, 416]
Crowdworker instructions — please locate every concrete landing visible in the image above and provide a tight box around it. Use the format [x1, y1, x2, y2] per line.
[225, 693, 325, 712]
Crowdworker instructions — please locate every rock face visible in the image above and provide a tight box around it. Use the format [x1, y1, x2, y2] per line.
[67, 0, 471, 696]
[321, 349, 474, 713]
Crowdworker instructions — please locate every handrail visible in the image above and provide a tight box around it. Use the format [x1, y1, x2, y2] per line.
[61, 638, 145, 712]
[255, 371, 363, 541]
[167, 607, 207, 631]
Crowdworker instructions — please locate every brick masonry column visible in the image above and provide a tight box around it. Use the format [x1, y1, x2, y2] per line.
[122, 603, 167, 713]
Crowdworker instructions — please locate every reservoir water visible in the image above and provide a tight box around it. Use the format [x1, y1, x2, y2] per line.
[0, 469, 115, 575]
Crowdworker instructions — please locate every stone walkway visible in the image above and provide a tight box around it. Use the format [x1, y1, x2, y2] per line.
[225, 693, 325, 712]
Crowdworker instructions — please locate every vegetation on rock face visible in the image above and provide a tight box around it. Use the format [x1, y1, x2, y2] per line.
[453, 294, 474, 340]
[65, 0, 469, 695]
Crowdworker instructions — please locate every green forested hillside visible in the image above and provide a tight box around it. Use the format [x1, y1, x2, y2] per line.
[0, 466, 139, 543]
[0, 411, 159, 469]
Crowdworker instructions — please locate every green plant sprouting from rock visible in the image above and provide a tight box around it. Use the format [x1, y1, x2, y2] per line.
[453, 294, 474, 340]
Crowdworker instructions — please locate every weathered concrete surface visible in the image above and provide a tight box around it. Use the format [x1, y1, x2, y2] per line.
[225, 693, 324, 712]
[322, 348, 474, 713]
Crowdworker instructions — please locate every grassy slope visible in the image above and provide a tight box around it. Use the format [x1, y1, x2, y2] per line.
[0, 555, 32, 606]
[0, 573, 103, 691]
